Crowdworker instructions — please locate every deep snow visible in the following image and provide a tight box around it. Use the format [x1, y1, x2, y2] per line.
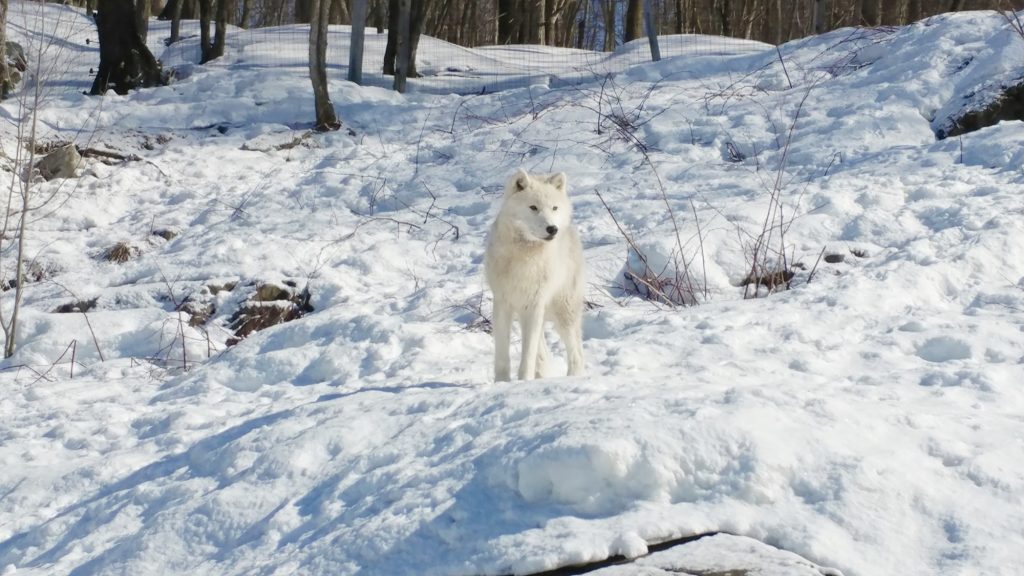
[1, 3, 1023, 576]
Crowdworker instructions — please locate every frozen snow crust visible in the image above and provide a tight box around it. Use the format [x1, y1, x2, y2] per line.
[2, 4, 1023, 576]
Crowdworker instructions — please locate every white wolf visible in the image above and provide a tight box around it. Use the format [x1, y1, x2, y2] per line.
[484, 169, 585, 382]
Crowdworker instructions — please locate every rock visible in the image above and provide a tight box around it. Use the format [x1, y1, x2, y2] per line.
[53, 298, 98, 314]
[254, 283, 291, 302]
[152, 229, 179, 241]
[227, 285, 313, 343]
[5, 41, 27, 72]
[573, 533, 841, 576]
[935, 78, 1024, 140]
[35, 144, 82, 181]
[3, 41, 28, 96]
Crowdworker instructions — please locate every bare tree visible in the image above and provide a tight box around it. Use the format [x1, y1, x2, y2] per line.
[309, 0, 341, 129]
[1, 9, 87, 358]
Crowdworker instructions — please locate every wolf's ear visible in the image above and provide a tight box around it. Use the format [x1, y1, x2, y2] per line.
[512, 169, 531, 193]
[546, 172, 567, 192]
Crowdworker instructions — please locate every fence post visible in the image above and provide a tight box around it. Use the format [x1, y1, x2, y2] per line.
[349, 0, 367, 84]
[644, 0, 661, 62]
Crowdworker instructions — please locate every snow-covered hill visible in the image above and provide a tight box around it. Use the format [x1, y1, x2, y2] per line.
[1, 4, 1023, 575]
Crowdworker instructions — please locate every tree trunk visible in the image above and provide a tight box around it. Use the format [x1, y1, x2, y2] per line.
[90, 0, 163, 95]
[601, 0, 616, 50]
[774, 0, 782, 43]
[907, 0, 921, 22]
[543, 0, 555, 45]
[812, 0, 828, 34]
[643, 0, 660, 60]
[198, 0, 212, 62]
[880, 0, 902, 25]
[716, 0, 731, 36]
[407, 0, 425, 77]
[134, 0, 150, 43]
[498, 0, 515, 43]
[624, 0, 644, 42]
[170, 0, 184, 43]
[524, 0, 542, 44]
[949, 0, 965, 12]
[210, 0, 227, 60]
[860, 0, 879, 26]
[159, 0, 197, 21]
[384, 0, 424, 79]
[393, 0, 410, 92]
[0, 0, 9, 99]
[384, 0, 398, 74]
[329, 0, 349, 24]
[459, 0, 475, 45]
[309, 0, 341, 130]
[295, 0, 311, 22]
[372, 0, 386, 32]
[349, 0, 367, 83]
[576, 0, 587, 47]
[239, 0, 250, 27]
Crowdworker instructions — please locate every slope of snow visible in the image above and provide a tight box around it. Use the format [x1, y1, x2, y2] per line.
[2, 4, 1023, 576]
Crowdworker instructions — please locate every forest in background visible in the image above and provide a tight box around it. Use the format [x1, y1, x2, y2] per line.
[58, 0, 1024, 50]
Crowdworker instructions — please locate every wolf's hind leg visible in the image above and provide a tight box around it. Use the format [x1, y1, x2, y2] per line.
[555, 310, 584, 377]
[535, 328, 549, 379]
[493, 302, 512, 382]
[518, 306, 545, 381]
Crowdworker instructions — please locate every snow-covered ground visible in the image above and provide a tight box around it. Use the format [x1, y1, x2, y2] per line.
[2, 3, 1023, 575]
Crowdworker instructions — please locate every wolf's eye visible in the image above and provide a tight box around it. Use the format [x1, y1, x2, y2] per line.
[529, 205, 538, 211]
[552, 206, 559, 211]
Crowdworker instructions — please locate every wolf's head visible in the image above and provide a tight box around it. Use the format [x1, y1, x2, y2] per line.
[501, 169, 571, 243]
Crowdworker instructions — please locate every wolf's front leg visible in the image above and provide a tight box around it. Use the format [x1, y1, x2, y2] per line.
[493, 303, 512, 382]
[518, 306, 545, 380]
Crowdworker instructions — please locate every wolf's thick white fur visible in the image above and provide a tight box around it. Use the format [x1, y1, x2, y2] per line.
[484, 169, 585, 381]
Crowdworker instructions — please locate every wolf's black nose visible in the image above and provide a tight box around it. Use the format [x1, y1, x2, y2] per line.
[546, 225, 559, 236]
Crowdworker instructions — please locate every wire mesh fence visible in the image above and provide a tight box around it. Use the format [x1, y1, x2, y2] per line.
[5, 1, 767, 99]
[195, 23, 767, 94]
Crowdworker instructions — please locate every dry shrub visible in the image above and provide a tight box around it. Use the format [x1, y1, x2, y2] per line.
[104, 242, 137, 263]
